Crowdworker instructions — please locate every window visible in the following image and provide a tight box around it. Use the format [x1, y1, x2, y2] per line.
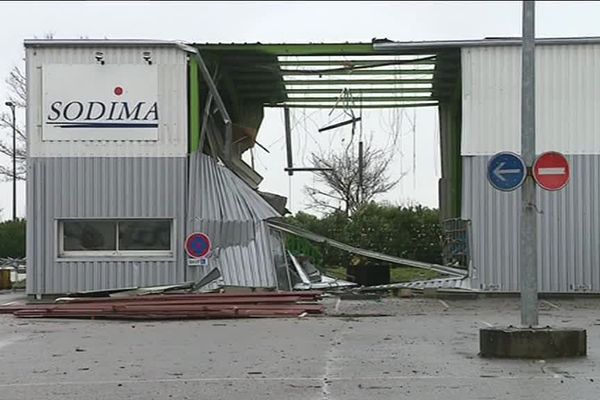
[63, 220, 116, 251]
[119, 220, 171, 251]
[59, 219, 173, 257]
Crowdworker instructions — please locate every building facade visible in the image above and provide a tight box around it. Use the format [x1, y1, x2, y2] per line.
[26, 38, 600, 295]
[25, 41, 288, 295]
[461, 43, 600, 292]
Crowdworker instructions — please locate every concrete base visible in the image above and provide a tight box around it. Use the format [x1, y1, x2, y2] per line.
[480, 326, 587, 358]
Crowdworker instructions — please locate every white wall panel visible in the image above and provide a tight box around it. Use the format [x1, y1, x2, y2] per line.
[26, 45, 188, 158]
[462, 44, 600, 155]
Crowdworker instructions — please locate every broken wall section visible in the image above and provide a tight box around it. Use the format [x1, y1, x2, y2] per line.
[187, 153, 290, 289]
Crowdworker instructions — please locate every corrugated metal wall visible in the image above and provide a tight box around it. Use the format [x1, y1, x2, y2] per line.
[26, 45, 187, 158]
[461, 44, 600, 292]
[461, 46, 521, 155]
[26, 157, 186, 294]
[26, 44, 189, 295]
[186, 153, 281, 288]
[462, 44, 600, 155]
[462, 155, 600, 292]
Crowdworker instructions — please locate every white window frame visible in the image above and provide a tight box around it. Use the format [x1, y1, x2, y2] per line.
[58, 218, 174, 258]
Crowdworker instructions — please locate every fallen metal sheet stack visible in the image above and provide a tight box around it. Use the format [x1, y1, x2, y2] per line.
[0, 292, 324, 320]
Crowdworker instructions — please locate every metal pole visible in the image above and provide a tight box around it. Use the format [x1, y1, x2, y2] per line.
[284, 107, 293, 176]
[5, 102, 16, 221]
[358, 141, 364, 203]
[520, 0, 538, 327]
[12, 105, 16, 221]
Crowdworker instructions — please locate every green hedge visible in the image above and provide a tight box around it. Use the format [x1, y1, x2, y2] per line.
[0, 219, 26, 259]
[285, 203, 442, 267]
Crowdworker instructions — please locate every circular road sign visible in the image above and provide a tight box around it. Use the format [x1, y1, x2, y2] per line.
[185, 232, 212, 259]
[533, 151, 570, 191]
[487, 151, 527, 192]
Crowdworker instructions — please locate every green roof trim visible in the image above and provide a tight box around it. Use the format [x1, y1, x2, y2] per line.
[188, 58, 201, 152]
[194, 42, 376, 56]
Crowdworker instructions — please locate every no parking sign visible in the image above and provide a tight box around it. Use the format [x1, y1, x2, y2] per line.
[185, 232, 212, 259]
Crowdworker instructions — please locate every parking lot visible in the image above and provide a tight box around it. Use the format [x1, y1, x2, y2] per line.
[1, 293, 600, 399]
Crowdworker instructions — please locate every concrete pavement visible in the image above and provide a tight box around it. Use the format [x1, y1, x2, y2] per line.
[0, 295, 599, 399]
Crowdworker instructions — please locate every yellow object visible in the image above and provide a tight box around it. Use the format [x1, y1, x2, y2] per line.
[0, 269, 12, 290]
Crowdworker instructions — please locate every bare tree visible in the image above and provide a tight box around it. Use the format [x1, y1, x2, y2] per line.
[0, 65, 26, 181]
[0, 33, 54, 181]
[306, 137, 405, 215]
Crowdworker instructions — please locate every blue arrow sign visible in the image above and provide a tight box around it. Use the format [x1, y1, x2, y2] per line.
[487, 152, 527, 191]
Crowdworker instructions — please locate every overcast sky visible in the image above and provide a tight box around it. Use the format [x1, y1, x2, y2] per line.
[1, 1, 600, 220]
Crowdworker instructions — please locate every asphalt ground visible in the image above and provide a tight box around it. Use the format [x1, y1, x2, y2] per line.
[0, 293, 599, 399]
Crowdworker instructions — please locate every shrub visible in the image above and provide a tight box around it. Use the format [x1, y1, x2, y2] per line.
[0, 219, 26, 259]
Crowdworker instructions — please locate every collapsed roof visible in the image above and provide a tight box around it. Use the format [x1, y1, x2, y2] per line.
[194, 40, 460, 110]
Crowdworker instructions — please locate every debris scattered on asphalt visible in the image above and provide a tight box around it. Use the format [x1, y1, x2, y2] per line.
[0, 291, 324, 321]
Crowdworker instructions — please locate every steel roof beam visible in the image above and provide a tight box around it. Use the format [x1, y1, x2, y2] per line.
[231, 68, 436, 76]
[283, 96, 434, 102]
[285, 87, 434, 93]
[266, 102, 439, 109]
[214, 58, 436, 68]
[278, 69, 435, 76]
[277, 58, 436, 66]
[239, 87, 438, 97]
[281, 79, 436, 86]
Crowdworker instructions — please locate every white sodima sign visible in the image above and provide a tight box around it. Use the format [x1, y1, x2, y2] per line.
[42, 65, 159, 141]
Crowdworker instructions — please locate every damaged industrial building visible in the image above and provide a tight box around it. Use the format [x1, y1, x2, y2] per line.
[25, 37, 600, 296]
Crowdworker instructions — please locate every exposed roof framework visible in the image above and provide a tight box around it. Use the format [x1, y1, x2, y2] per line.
[194, 42, 460, 109]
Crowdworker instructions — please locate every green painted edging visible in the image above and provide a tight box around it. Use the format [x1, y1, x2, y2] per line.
[189, 58, 201, 153]
[453, 70, 462, 218]
[194, 42, 375, 56]
[452, 101, 462, 217]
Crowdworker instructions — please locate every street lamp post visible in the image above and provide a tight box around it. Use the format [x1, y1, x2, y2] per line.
[4, 101, 16, 221]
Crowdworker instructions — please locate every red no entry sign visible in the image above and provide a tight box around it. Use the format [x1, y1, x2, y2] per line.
[533, 151, 570, 191]
[185, 232, 212, 258]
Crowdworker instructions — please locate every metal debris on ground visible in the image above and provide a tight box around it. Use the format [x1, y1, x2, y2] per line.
[357, 276, 473, 292]
[288, 252, 356, 291]
[0, 291, 323, 320]
[269, 219, 468, 277]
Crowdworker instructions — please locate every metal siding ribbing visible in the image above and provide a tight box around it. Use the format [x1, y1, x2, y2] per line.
[537, 44, 600, 153]
[461, 46, 521, 155]
[26, 157, 186, 295]
[462, 44, 600, 155]
[462, 155, 600, 292]
[187, 153, 280, 288]
[26, 45, 187, 158]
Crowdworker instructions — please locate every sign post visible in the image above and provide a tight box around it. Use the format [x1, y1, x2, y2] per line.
[520, 0, 538, 327]
[480, 1, 586, 359]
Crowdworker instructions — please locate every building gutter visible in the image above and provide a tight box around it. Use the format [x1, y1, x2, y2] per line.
[373, 36, 600, 52]
[24, 39, 193, 48]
